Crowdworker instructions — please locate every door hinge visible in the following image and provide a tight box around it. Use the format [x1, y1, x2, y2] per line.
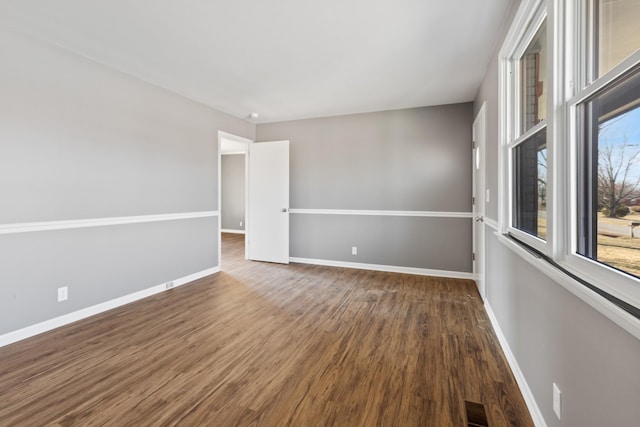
[472, 252, 476, 261]
[472, 196, 476, 205]
[472, 141, 477, 149]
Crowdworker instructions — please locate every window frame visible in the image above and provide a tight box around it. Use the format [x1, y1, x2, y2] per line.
[500, 1, 549, 253]
[499, 0, 640, 332]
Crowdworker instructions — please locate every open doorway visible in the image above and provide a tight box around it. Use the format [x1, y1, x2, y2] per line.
[218, 131, 251, 269]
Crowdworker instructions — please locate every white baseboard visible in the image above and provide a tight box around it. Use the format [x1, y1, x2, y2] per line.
[0, 267, 220, 348]
[289, 257, 473, 280]
[484, 302, 547, 427]
[221, 229, 245, 234]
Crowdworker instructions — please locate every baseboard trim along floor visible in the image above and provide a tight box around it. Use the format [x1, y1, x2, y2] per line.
[290, 257, 474, 280]
[484, 302, 547, 427]
[0, 267, 220, 348]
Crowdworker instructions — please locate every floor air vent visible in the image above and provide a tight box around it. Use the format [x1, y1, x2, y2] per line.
[465, 400, 489, 427]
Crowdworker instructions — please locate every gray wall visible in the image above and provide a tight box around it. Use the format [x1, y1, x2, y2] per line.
[221, 154, 245, 231]
[257, 104, 473, 273]
[474, 1, 640, 425]
[0, 218, 218, 333]
[0, 27, 253, 336]
[473, 1, 514, 221]
[291, 215, 471, 272]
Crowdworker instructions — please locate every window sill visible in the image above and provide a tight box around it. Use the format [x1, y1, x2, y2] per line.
[495, 231, 640, 341]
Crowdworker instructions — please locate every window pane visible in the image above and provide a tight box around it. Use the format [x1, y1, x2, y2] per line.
[597, 0, 640, 77]
[520, 21, 547, 133]
[514, 131, 547, 239]
[579, 71, 640, 277]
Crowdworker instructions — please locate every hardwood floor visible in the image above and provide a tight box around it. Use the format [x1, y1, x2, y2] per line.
[0, 233, 533, 426]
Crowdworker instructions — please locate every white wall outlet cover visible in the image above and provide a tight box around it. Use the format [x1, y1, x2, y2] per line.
[352, 246, 357, 255]
[486, 188, 490, 203]
[57, 286, 68, 302]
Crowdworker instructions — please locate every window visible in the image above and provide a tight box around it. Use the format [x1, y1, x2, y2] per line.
[573, 0, 640, 292]
[596, 0, 640, 77]
[514, 130, 547, 239]
[578, 72, 640, 278]
[505, 15, 548, 248]
[521, 22, 547, 132]
[500, 0, 640, 320]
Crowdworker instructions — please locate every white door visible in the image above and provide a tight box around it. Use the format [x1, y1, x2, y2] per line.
[248, 140, 290, 264]
[472, 104, 487, 299]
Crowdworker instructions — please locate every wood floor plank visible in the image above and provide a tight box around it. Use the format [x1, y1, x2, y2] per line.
[0, 233, 534, 426]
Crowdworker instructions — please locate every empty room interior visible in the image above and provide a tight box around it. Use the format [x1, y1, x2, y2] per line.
[1, 1, 640, 426]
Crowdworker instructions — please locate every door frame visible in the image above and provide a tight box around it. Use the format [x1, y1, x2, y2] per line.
[472, 103, 487, 299]
[218, 131, 252, 267]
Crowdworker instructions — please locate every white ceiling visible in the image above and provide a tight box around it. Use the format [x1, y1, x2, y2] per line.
[0, 0, 513, 124]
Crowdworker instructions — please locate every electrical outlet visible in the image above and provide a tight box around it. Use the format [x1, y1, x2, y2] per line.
[553, 383, 562, 420]
[240, 221, 243, 227]
[166, 281, 175, 290]
[352, 246, 357, 255]
[57, 286, 68, 302]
